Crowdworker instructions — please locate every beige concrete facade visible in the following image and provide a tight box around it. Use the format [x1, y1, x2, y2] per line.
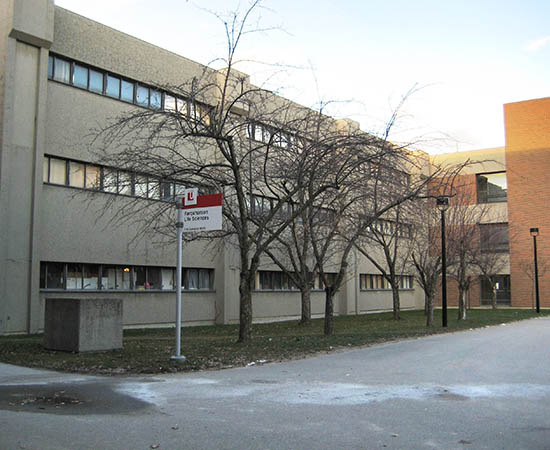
[0, 1, 424, 335]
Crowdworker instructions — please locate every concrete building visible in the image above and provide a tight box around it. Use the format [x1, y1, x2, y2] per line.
[0, 0, 424, 335]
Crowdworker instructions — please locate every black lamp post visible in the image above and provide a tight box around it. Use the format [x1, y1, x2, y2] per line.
[437, 196, 450, 327]
[530, 228, 540, 313]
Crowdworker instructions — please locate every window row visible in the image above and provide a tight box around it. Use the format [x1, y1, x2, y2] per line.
[369, 219, 412, 238]
[255, 271, 337, 291]
[40, 262, 214, 291]
[360, 274, 414, 290]
[48, 54, 210, 123]
[43, 155, 194, 201]
[246, 123, 299, 149]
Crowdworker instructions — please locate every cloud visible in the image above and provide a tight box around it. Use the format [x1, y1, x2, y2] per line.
[525, 36, 550, 53]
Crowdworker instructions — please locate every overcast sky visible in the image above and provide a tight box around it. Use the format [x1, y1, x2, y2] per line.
[54, 0, 550, 154]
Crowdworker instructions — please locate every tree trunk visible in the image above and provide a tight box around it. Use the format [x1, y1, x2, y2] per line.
[492, 285, 497, 310]
[426, 292, 434, 327]
[424, 293, 429, 316]
[391, 284, 401, 320]
[300, 287, 312, 325]
[458, 288, 467, 320]
[324, 288, 335, 335]
[238, 270, 253, 342]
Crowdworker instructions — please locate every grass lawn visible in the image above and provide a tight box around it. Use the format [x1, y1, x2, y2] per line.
[1, 309, 548, 375]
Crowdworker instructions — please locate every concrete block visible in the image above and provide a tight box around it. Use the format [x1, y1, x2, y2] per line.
[43, 298, 123, 352]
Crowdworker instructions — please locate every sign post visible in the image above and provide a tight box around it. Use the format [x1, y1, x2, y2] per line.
[171, 189, 222, 361]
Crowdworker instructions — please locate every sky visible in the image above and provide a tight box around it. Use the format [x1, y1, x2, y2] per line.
[54, 0, 550, 154]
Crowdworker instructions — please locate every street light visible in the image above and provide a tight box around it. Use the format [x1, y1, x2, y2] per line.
[437, 196, 450, 327]
[530, 228, 540, 313]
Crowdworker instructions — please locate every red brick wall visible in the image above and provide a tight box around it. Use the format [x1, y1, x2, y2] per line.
[504, 98, 550, 307]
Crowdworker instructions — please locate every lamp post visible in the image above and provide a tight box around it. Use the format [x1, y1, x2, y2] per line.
[530, 228, 540, 313]
[437, 196, 450, 327]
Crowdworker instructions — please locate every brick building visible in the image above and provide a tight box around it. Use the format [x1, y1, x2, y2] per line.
[432, 97, 550, 309]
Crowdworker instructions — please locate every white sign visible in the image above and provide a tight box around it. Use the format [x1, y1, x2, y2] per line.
[182, 193, 223, 232]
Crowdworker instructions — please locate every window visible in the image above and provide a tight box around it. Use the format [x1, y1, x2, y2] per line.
[121, 79, 134, 102]
[150, 90, 162, 109]
[89, 69, 104, 94]
[360, 274, 413, 290]
[134, 175, 148, 198]
[49, 158, 67, 184]
[477, 172, 507, 203]
[103, 168, 118, 193]
[68, 161, 85, 188]
[85, 165, 101, 189]
[53, 57, 71, 83]
[101, 265, 131, 290]
[480, 223, 509, 253]
[73, 64, 88, 89]
[136, 84, 149, 107]
[118, 171, 133, 195]
[164, 94, 176, 111]
[160, 180, 173, 201]
[480, 275, 511, 305]
[183, 268, 214, 290]
[66, 263, 83, 289]
[106, 75, 121, 98]
[44, 262, 64, 289]
[83, 264, 100, 290]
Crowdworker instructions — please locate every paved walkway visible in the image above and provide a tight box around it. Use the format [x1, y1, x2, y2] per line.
[1, 317, 550, 449]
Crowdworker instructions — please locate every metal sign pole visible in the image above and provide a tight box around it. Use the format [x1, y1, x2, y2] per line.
[171, 203, 186, 361]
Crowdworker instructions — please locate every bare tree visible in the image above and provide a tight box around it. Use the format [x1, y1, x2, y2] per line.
[519, 258, 550, 309]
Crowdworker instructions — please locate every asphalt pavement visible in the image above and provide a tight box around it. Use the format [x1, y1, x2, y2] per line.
[1, 316, 550, 450]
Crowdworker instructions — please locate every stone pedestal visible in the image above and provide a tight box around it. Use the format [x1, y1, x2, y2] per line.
[44, 298, 123, 352]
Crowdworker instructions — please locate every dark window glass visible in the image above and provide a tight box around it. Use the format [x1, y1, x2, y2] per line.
[121, 80, 134, 102]
[46, 262, 65, 289]
[199, 269, 212, 289]
[89, 69, 104, 93]
[477, 172, 507, 203]
[134, 266, 147, 289]
[480, 223, 509, 253]
[148, 267, 161, 289]
[160, 181, 173, 201]
[67, 263, 83, 289]
[481, 275, 511, 305]
[106, 74, 121, 98]
[73, 64, 88, 89]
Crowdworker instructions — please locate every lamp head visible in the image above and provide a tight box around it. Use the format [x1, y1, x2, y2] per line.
[530, 227, 539, 237]
[436, 196, 450, 211]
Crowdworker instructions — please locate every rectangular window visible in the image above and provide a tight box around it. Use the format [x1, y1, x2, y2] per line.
[136, 84, 149, 107]
[161, 268, 175, 290]
[118, 171, 133, 195]
[85, 164, 101, 189]
[121, 79, 134, 103]
[106, 74, 121, 98]
[134, 175, 148, 198]
[147, 179, 160, 199]
[53, 57, 71, 83]
[83, 264, 99, 290]
[101, 265, 131, 290]
[182, 268, 213, 290]
[257, 271, 298, 290]
[103, 168, 118, 193]
[186, 268, 199, 290]
[68, 161, 85, 188]
[147, 267, 162, 289]
[73, 64, 89, 89]
[150, 90, 162, 109]
[89, 69, 104, 94]
[66, 263, 83, 289]
[477, 172, 507, 203]
[134, 266, 147, 289]
[160, 180, 173, 201]
[49, 158, 67, 184]
[48, 55, 53, 79]
[45, 262, 65, 289]
[164, 94, 176, 112]
[176, 98, 188, 115]
[480, 223, 509, 253]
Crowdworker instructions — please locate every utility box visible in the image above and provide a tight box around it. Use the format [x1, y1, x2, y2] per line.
[44, 298, 123, 352]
